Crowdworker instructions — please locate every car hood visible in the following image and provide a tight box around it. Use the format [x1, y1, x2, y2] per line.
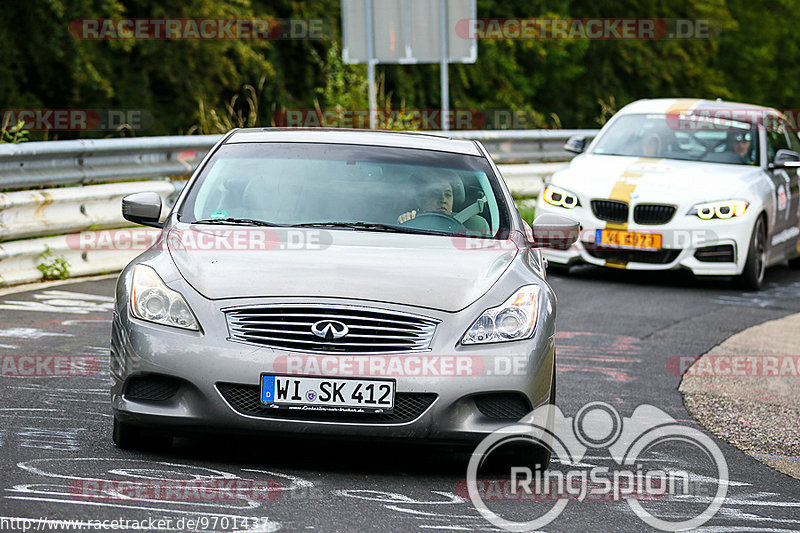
[554, 154, 762, 202]
[167, 227, 518, 312]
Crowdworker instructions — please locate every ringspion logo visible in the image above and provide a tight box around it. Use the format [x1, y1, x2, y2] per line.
[466, 402, 728, 531]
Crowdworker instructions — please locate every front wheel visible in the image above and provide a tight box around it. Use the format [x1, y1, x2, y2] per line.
[113, 417, 171, 450]
[736, 216, 766, 290]
[546, 262, 571, 276]
[506, 364, 556, 471]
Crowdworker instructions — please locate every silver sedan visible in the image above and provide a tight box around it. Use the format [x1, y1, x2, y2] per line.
[111, 128, 578, 465]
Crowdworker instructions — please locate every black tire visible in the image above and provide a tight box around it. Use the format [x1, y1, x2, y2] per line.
[113, 417, 144, 449]
[736, 216, 767, 290]
[547, 262, 571, 276]
[789, 255, 800, 269]
[113, 417, 171, 450]
[505, 364, 556, 471]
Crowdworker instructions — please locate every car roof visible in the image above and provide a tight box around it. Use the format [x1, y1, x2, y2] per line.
[223, 128, 483, 156]
[616, 98, 781, 119]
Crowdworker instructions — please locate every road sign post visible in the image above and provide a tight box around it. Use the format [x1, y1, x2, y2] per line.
[342, 0, 477, 131]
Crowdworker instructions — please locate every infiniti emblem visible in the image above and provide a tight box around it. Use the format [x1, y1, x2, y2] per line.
[311, 320, 349, 340]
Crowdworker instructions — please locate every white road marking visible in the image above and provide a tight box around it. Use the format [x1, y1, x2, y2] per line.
[333, 489, 464, 505]
[0, 328, 71, 339]
[0, 290, 115, 314]
[16, 427, 84, 451]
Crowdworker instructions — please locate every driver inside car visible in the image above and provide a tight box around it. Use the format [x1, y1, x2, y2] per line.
[397, 176, 490, 234]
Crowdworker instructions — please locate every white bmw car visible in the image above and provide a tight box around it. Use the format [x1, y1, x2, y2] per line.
[537, 98, 800, 289]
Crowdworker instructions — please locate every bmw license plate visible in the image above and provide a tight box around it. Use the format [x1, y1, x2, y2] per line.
[260, 374, 395, 413]
[597, 229, 662, 250]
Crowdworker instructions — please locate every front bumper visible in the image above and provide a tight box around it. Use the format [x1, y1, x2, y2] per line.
[535, 202, 754, 276]
[111, 295, 556, 445]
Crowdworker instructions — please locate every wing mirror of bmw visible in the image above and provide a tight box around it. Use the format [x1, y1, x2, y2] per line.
[564, 135, 588, 154]
[122, 192, 164, 228]
[769, 149, 800, 169]
[530, 213, 581, 250]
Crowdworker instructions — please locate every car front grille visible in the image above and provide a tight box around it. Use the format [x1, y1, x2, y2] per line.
[591, 200, 629, 223]
[124, 375, 181, 402]
[225, 305, 437, 354]
[694, 244, 736, 263]
[474, 393, 531, 420]
[633, 204, 676, 225]
[586, 246, 681, 264]
[216, 383, 437, 423]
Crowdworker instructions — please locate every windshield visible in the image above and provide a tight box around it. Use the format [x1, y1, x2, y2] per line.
[592, 114, 760, 166]
[178, 142, 510, 238]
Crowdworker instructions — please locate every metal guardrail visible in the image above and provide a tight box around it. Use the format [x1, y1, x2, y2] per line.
[0, 129, 597, 190]
[0, 135, 220, 189]
[0, 129, 597, 286]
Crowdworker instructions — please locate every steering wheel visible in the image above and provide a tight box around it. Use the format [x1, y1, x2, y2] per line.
[400, 211, 467, 233]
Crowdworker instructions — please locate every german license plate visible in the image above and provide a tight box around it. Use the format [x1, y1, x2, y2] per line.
[596, 229, 662, 250]
[260, 374, 395, 413]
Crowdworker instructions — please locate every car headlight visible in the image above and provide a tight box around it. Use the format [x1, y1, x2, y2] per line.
[130, 264, 199, 330]
[461, 286, 540, 345]
[543, 186, 580, 209]
[689, 200, 748, 220]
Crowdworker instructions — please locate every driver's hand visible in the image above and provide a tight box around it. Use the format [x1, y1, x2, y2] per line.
[397, 210, 417, 223]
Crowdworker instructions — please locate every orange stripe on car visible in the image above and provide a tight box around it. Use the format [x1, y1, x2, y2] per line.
[601, 158, 659, 268]
[665, 98, 702, 115]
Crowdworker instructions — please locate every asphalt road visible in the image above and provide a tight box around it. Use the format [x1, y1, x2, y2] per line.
[1, 265, 799, 532]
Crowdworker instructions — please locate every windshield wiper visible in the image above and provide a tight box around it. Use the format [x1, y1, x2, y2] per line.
[191, 217, 281, 227]
[288, 221, 452, 235]
[289, 222, 406, 232]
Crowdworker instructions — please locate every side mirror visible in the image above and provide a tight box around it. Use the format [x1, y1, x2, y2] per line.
[770, 149, 800, 169]
[564, 135, 588, 154]
[531, 213, 581, 250]
[122, 192, 164, 228]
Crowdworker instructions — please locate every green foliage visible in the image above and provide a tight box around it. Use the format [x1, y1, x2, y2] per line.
[0, 119, 29, 143]
[36, 246, 71, 280]
[0, 0, 796, 138]
[515, 200, 537, 226]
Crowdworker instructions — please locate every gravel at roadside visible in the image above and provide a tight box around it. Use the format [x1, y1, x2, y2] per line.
[679, 312, 800, 479]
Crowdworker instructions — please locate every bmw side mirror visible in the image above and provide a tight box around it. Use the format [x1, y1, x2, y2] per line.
[564, 135, 588, 154]
[122, 192, 164, 228]
[769, 149, 800, 169]
[531, 213, 581, 250]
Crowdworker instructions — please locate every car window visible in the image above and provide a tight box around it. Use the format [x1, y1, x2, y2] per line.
[592, 113, 759, 165]
[787, 126, 800, 153]
[766, 118, 792, 161]
[179, 142, 510, 238]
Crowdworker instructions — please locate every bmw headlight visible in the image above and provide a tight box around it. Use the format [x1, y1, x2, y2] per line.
[689, 200, 748, 220]
[130, 264, 199, 330]
[461, 286, 540, 345]
[543, 186, 580, 209]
